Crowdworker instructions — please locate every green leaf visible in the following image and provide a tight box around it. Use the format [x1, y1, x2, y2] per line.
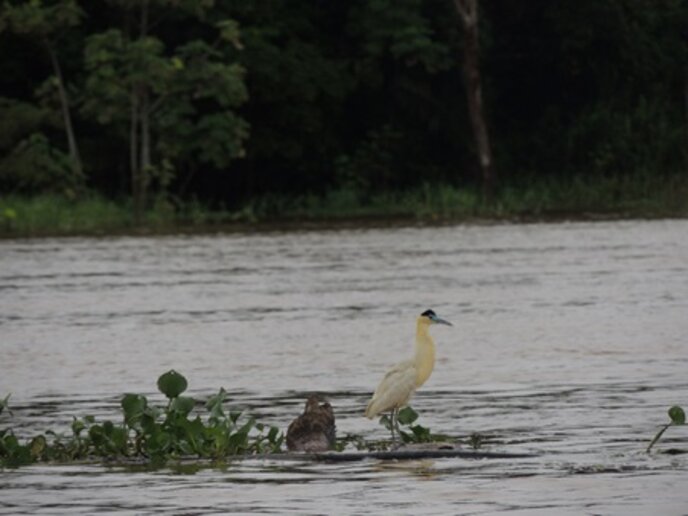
[0, 393, 11, 416]
[157, 370, 188, 399]
[71, 417, 85, 436]
[170, 396, 195, 416]
[122, 393, 147, 415]
[121, 394, 147, 427]
[110, 427, 128, 452]
[217, 19, 242, 49]
[267, 426, 280, 443]
[379, 414, 392, 431]
[140, 411, 159, 435]
[397, 406, 419, 425]
[88, 425, 105, 446]
[206, 388, 227, 422]
[102, 420, 114, 436]
[669, 406, 685, 425]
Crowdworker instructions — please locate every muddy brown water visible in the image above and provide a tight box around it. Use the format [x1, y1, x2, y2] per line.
[1, 220, 687, 514]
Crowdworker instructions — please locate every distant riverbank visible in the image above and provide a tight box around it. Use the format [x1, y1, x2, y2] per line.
[2, 175, 686, 238]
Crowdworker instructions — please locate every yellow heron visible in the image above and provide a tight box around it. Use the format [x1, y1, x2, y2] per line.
[365, 309, 452, 441]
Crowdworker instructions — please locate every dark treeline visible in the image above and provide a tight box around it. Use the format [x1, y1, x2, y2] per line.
[1, 0, 686, 217]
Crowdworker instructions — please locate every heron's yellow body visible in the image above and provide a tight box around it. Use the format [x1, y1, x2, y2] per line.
[365, 316, 438, 419]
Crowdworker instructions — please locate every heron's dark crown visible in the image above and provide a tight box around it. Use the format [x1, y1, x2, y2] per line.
[421, 309, 436, 318]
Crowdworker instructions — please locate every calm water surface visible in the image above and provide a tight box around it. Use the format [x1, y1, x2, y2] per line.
[1, 220, 687, 514]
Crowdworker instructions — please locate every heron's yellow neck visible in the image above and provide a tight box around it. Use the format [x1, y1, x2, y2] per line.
[414, 318, 435, 387]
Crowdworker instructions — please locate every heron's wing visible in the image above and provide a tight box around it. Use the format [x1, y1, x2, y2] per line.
[365, 359, 417, 418]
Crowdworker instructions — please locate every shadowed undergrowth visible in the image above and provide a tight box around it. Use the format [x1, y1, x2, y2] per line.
[2, 174, 687, 237]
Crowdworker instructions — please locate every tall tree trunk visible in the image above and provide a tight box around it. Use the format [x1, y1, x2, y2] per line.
[46, 42, 83, 182]
[140, 88, 151, 211]
[453, 0, 495, 200]
[685, 64, 688, 168]
[130, 87, 142, 224]
[129, 0, 150, 225]
[138, 0, 151, 219]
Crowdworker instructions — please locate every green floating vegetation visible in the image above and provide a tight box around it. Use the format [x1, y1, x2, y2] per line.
[647, 405, 686, 453]
[1, 371, 476, 467]
[378, 407, 437, 445]
[377, 407, 486, 450]
[0, 370, 283, 468]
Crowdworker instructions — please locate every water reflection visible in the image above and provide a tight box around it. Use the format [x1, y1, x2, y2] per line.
[1, 220, 687, 514]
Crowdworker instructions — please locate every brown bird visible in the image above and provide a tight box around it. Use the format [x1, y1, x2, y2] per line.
[286, 396, 336, 452]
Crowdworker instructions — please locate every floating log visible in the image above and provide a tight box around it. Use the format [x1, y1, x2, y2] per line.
[91, 447, 537, 468]
[232, 448, 537, 462]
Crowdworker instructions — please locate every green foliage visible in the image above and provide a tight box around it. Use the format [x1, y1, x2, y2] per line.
[0, 0, 83, 38]
[348, 0, 452, 74]
[379, 406, 438, 444]
[647, 405, 686, 453]
[0, 98, 53, 150]
[0, 133, 78, 196]
[0, 370, 285, 468]
[0, 0, 687, 217]
[467, 433, 485, 450]
[0, 194, 133, 235]
[3, 168, 688, 237]
[0, 394, 11, 417]
[79, 4, 248, 215]
[0, 98, 58, 193]
[157, 370, 188, 399]
[669, 406, 686, 425]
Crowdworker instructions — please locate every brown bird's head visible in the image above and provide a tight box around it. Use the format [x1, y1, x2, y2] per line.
[304, 395, 334, 420]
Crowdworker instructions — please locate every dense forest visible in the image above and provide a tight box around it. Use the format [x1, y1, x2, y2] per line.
[1, 0, 687, 224]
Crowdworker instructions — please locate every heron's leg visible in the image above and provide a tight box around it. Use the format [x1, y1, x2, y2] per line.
[389, 409, 396, 442]
[393, 408, 401, 443]
[393, 408, 402, 440]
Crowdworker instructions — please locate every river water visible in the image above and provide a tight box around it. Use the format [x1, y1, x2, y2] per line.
[1, 220, 687, 514]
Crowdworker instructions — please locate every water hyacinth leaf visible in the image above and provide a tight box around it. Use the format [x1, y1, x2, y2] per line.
[206, 388, 226, 411]
[121, 393, 147, 422]
[140, 409, 162, 435]
[184, 417, 205, 454]
[398, 406, 419, 425]
[110, 427, 128, 451]
[88, 425, 105, 446]
[227, 429, 248, 453]
[669, 406, 685, 425]
[412, 424, 433, 443]
[206, 389, 227, 422]
[157, 370, 188, 399]
[0, 393, 11, 416]
[237, 417, 255, 437]
[267, 426, 279, 442]
[71, 417, 85, 436]
[103, 420, 114, 436]
[170, 396, 195, 416]
[379, 414, 392, 431]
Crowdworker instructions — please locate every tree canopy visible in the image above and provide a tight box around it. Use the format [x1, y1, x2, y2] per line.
[1, 0, 686, 211]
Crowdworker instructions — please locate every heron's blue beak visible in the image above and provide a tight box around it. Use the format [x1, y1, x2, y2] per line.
[431, 315, 453, 326]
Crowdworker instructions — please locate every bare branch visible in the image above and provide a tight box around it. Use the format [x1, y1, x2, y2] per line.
[453, 0, 477, 28]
